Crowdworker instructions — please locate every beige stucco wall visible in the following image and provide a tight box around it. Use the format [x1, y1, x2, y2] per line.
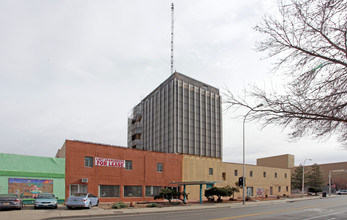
[183, 155, 291, 201]
[182, 155, 222, 201]
[257, 154, 295, 169]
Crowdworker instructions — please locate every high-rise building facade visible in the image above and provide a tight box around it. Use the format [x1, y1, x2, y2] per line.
[128, 72, 222, 158]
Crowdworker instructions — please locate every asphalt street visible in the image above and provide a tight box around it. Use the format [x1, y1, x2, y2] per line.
[57, 196, 347, 220]
[1, 196, 346, 220]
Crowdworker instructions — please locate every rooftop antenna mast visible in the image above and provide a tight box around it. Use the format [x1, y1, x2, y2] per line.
[171, 2, 174, 75]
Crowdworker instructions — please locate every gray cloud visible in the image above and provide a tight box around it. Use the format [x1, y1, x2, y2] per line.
[0, 0, 345, 165]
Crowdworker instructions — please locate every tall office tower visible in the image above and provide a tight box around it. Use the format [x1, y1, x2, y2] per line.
[128, 72, 222, 158]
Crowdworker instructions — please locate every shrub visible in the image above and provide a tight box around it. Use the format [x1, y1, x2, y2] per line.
[154, 188, 188, 204]
[146, 203, 159, 208]
[308, 187, 322, 195]
[112, 202, 128, 209]
[204, 185, 239, 202]
[308, 187, 322, 193]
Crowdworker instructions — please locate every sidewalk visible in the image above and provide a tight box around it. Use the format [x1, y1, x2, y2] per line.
[0, 196, 329, 220]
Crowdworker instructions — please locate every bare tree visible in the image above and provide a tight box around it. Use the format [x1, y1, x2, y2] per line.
[225, 0, 347, 144]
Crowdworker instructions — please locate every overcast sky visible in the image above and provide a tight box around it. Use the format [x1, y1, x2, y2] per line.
[1, 0, 346, 167]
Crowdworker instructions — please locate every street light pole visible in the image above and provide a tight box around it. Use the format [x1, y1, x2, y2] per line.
[302, 158, 312, 196]
[242, 104, 263, 205]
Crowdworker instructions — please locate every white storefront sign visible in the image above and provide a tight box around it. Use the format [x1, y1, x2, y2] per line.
[95, 157, 125, 168]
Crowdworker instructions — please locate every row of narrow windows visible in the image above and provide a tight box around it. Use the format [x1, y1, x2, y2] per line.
[209, 168, 288, 180]
[71, 184, 178, 198]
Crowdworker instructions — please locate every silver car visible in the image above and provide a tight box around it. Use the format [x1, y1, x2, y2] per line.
[34, 193, 58, 209]
[66, 193, 99, 209]
[0, 194, 23, 210]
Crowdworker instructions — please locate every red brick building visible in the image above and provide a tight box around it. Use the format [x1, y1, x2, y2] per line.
[56, 140, 183, 202]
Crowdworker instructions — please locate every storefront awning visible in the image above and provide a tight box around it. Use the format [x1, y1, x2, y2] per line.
[169, 181, 219, 186]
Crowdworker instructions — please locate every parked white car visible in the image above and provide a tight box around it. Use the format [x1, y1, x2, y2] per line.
[66, 193, 99, 209]
[336, 190, 347, 195]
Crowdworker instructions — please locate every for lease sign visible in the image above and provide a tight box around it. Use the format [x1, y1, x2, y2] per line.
[95, 157, 125, 168]
[256, 188, 264, 196]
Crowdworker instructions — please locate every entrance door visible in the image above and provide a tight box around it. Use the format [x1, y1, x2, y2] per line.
[247, 187, 253, 197]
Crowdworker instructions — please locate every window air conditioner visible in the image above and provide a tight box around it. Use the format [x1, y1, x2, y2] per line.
[81, 178, 88, 183]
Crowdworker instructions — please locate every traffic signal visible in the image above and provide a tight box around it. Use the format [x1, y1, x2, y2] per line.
[238, 177, 245, 187]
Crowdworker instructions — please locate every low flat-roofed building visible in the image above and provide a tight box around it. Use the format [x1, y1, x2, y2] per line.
[56, 140, 292, 202]
[56, 140, 183, 203]
[181, 155, 291, 201]
[0, 153, 65, 204]
[292, 161, 347, 192]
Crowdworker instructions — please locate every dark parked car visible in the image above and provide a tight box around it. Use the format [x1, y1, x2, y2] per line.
[66, 193, 98, 209]
[0, 194, 23, 210]
[34, 193, 58, 209]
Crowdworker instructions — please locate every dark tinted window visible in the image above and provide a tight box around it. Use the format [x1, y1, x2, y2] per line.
[0, 194, 18, 198]
[37, 194, 55, 199]
[71, 193, 87, 197]
[85, 157, 93, 167]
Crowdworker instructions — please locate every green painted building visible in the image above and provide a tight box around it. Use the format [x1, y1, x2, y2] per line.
[0, 153, 65, 204]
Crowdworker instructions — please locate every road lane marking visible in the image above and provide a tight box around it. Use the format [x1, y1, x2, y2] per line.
[210, 204, 323, 220]
[302, 209, 347, 220]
